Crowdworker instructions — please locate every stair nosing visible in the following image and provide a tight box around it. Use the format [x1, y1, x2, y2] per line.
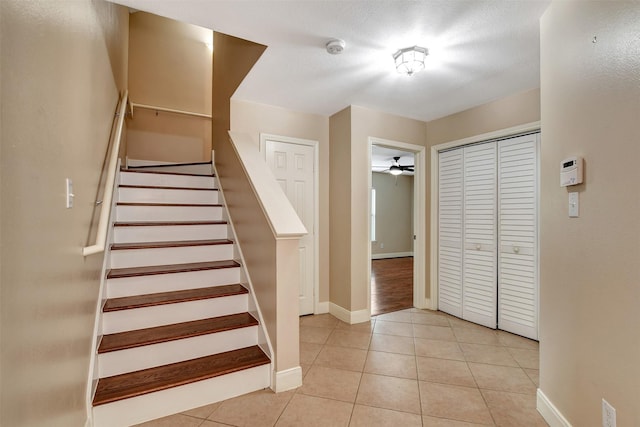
[98, 312, 258, 353]
[107, 260, 240, 279]
[92, 345, 269, 406]
[114, 220, 227, 227]
[102, 284, 248, 312]
[117, 202, 223, 207]
[121, 169, 214, 178]
[110, 238, 233, 251]
[119, 184, 217, 191]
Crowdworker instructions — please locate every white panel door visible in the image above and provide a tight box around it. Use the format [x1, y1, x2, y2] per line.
[438, 149, 464, 318]
[462, 142, 498, 329]
[498, 134, 539, 339]
[265, 140, 315, 315]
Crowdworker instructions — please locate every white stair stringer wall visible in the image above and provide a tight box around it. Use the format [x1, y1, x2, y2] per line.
[211, 156, 275, 379]
[88, 161, 272, 427]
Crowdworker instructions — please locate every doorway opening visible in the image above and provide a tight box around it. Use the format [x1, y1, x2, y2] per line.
[369, 138, 427, 316]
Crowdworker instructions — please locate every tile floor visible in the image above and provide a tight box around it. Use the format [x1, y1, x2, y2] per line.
[137, 309, 548, 427]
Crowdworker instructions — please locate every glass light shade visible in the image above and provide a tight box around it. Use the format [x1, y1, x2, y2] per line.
[393, 46, 429, 76]
[389, 166, 403, 175]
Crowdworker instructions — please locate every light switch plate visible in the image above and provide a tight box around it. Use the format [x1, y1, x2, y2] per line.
[568, 192, 579, 217]
[66, 178, 74, 209]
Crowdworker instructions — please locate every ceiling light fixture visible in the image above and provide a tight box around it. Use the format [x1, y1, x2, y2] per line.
[326, 39, 346, 55]
[393, 45, 429, 76]
[389, 165, 403, 175]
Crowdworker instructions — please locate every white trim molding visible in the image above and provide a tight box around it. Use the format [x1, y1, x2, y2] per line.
[272, 366, 302, 393]
[371, 251, 413, 260]
[315, 301, 330, 314]
[429, 121, 541, 312]
[537, 389, 573, 427]
[329, 302, 370, 324]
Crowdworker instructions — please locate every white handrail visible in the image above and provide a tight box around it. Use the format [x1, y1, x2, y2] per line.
[130, 102, 212, 119]
[83, 91, 129, 256]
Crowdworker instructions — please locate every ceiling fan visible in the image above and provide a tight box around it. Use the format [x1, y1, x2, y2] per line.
[382, 156, 414, 175]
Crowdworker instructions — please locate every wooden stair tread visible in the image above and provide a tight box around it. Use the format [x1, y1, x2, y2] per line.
[93, 345, 269, 406]
[103, 284, 248, 312]
[114, 220, 227, 227]
[121, 168, 214, 177]
[117, 202, 222, 207]
[119, 184, 217, 191]
[111, 239, 233, 250]
[98, 312, 258, 353]
[107, 260, 240, 279]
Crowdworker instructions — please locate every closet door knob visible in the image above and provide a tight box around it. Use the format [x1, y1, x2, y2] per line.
[514, 246, 520, 254]
[475, 244, 481, 250]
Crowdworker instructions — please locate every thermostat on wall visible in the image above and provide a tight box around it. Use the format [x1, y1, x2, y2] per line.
[560, 156, 583, 187]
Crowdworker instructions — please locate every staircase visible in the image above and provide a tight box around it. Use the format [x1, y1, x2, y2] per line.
[91, 166, 271, 427]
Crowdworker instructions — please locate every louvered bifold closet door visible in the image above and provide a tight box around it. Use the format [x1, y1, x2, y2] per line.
[498, 134, 539, 340]
[438, 149, 464, 317]
[462, 142, 497, 329]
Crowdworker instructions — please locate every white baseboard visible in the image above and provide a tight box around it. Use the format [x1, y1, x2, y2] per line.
[272, 366, 302, 393]
[315, 301, 330, 314]
[537, 389, 572, 427]
[371, 252, 413, 260]
[329, 302, 370, 324]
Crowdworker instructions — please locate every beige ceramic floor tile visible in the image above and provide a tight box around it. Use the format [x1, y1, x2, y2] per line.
[453, 328, 501, 345]
[300, 342, 324, 364]
[356, 373, 421, 414]
[481, 389, 548, 426]
[181, 402, 222, 419]
[300, 313, 340, 329]
[209, 389, 294, 427]
[523, 368, 540, 387]
[298, 365, 362, 402]
[446, 316, 490, 330]
[349, 404, 422, 427]
[200, 421, 232, 427]
[275, 394, 353, 427]
[496, 331, 539, 350]
[375, 310, 413, 323]
[326, 329, 372, 350]
[134, 414, 204, 427]
[413, 324, 457, 341]
[314, 344, 368, 371]
[507, 348, 539, 369]
[419, 381, 494, 425]
[414, 338, 465, 361]
[364, 350, 417, 379]
[374, 320, 414, 337]
[459, 343, 519, 367]
[300, 326, 333, 344]
[301, 363, 311, 378]
[369, 334, 415, 355]
[422, 416, 491, 426]
[336, 319, 376, 333]
[416, 357, 476, 387]
[468, 363, 537, 394]
[411, 312, 451, 326]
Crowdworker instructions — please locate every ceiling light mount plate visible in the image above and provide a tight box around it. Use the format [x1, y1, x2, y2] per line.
[326, 39, 346, 55]
[393, 45, 429, 76]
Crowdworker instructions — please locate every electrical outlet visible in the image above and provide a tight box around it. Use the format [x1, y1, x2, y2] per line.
[380, 243, 384, 249]
[602, 399, 616, 427]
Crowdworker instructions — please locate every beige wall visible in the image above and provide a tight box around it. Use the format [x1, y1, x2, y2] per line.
[230, 99, 330, 303]
[127, 12, 212, 162]
[213, 33, 302, 377]
[0, 0, 128, 425]
[329, 107, 352, 309]
[371, 173, 414, 256]
[539, 2, 640, 425]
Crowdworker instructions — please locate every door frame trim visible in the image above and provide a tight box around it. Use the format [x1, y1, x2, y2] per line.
[368, 137, 427, 311]
[260, 133, 320, 315]
[429, 121, 541, 311]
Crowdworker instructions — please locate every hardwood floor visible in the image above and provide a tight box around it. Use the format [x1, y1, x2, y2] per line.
[370, 257, 413, 316]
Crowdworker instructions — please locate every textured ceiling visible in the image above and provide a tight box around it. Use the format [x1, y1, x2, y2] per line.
[111, 0, 550, 122]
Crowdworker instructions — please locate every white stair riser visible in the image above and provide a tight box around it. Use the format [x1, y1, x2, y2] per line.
[110, 244, 234, 269]
[119, 187, 218, 204]
[125, 163, 213, 175]
[98, 326, 259, 378]
[116, 205, 223, 222]
[92, 364, 270, 427]
[120, 172, 216, 189]
[106, 268, 241, 298]
[113, 224, 228, 243]
[102, 294, 248, 334]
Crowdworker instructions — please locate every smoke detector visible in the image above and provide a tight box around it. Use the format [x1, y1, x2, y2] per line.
[326, 39, 345, 55]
